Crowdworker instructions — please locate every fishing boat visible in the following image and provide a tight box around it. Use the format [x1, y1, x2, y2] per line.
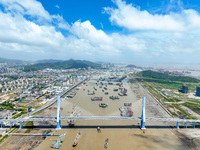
[73, 132, 81, 147]
[99, 103, 108, 108]
[104, 138, 109, 149]
[105, 92, 109, 95]
[113, 88, 118, 91]
[97, 127, 101, 133]
[118, 93, 127, 96]
[124, 103, 132, 106]
[109, 96, 119, 100]
[51, 141, 62, 149]
[59, 132, 67, 142]
[91, 97, 103, 101]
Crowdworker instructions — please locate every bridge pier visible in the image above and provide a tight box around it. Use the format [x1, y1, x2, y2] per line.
[56, 95, 62, 130]
[184, 122, 188, 128]
[140, 96, 146, 130]
[19, 121, 22, 129]
[10, 122, 13, 128]
[176, 122, 179, 129]
[192, 122, 195, 128]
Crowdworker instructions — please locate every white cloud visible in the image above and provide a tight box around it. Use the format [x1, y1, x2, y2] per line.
[55, 5, 60, 9]
[104, 0, 200, 31]
[70, 20, 112, 44]
[0, 0, 200, 64]
[0, 0, 52, 22]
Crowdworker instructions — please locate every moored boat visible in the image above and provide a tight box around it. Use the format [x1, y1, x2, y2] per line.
[104, 138, 109, 149]
[51, 141, 62, 149]
[99, 103, 108, 108]
[91, 96, 103, 101]
[73, 132, 81, 147]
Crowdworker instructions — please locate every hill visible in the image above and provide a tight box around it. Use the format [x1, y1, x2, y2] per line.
[0, 57, 23, 64]
[34, 59, 64, 64]
[140, 70, 200, 83]
[126, 64, 136, 68]
[24, 59, 101, 72]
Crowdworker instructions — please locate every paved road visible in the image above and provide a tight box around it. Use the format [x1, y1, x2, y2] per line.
[20, 78, 88, 118]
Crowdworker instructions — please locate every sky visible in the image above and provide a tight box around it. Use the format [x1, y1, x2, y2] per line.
[0, 0, 200, 64]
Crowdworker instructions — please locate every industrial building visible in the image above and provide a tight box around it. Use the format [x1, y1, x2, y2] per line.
[196, 86, 200, 97]
[179, 85, 188, 94]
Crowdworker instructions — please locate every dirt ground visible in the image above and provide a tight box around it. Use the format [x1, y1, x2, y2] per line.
[1, 75, 199, 150]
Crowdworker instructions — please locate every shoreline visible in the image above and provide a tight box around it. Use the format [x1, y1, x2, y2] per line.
[1, 75, 199, 150]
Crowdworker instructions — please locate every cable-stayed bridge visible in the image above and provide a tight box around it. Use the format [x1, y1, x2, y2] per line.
[0, 96, 200, 129]
[0, 78, 199, 130]
[1, 116, 200, 123]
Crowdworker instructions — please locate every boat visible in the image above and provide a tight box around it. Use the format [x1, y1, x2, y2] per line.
[119, 107, 133, 117]
[73, 132, 81, 147]
[91, 97, 103, 101]
[113, 88, 118, 91]
[120, 88, 127, 94]
[109, 96, 119, 100]
[118, 93, 127, 96]
[76, 87, 81, 90]
[68, 110, 81, 127]
[99, 103, 108, 108]
[88, 91, 95, 95]
[69, 120, 75, 127]
[124, 103, 132, 106]
[51, 141, 62, 149]
[104, 138, 109, 149]
[97, 127, 101, 133]
[59, 132, 67, 142]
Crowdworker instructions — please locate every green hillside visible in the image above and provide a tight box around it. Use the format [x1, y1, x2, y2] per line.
[24, 59, 101, 72]
[140, 70, 200, 83]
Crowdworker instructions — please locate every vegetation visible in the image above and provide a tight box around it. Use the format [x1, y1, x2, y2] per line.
[190, 99, 200, 104]
[32, 110, 43, 116]
[182, 102, 200, 115]
[5, 75, 18, 80]
[24, 59, 101, 72]
[12, 112, 27, 119]
[0, 135, 8, 143]
[25, 121, 34, 132]
[140, 70, 200, 83]
[134, 71, 200, 119]
[172, 104, 196, 119]
[0, 102, 15, 110]
[138, 70, 200, 91]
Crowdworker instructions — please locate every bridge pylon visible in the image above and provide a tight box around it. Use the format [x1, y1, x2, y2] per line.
[56, 95, 62, 130]
[140, 96, 146, 130]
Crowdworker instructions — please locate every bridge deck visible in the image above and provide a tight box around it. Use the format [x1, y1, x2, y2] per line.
[1, 116, 200, 123]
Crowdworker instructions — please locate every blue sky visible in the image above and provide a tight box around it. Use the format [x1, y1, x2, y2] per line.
[0, 0, 200, 64]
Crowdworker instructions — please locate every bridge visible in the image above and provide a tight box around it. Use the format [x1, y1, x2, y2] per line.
[0, 94, 200, 130]
[20, 77, 89, 118]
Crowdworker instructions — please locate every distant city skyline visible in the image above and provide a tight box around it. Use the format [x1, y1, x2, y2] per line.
[0, 0, 200, 64]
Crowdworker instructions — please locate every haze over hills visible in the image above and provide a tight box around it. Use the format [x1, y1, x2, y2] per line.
[34, 59, 65, 64]
[126, 64, 137, 68]
[24, 59, 101, 72]
[0, 57, 24, 64]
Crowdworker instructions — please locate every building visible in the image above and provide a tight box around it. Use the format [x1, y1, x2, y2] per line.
[196, 86, 200, 97]
[179, 85, 188, 94]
